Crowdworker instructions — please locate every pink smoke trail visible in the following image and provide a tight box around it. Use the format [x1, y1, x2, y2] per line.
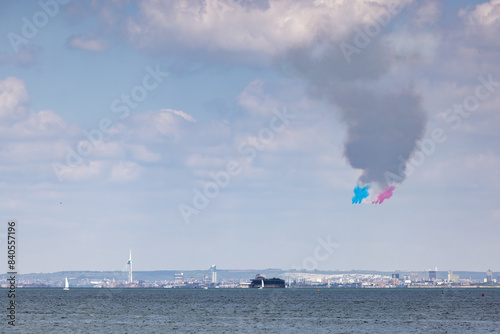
[372, 186, 395, 204]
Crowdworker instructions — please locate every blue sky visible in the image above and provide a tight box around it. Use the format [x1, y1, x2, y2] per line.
[1, 0, 499, 274]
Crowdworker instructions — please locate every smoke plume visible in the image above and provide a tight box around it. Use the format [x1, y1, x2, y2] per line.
[352, 185, 371, 204]
[335, 86, 426, 189]
[281, 4, 427, 197]
[372, 186, 395, 204]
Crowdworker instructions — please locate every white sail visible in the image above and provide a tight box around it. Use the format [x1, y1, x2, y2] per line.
[63, 277, 69, 290]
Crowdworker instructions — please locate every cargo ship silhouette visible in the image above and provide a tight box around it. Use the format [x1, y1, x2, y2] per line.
[250, 275, 285, 288]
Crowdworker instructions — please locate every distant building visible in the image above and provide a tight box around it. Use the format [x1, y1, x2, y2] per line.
[448, 270, 453, 283]
[428, 269, 437, 281]
[174, 273, 184, 284]
[410, 273, 419, 282]
[210, 265, 217, 284]
[486, 270, 493, 283]
[497, 274, 500, 283]
[391, 274, 400, 285]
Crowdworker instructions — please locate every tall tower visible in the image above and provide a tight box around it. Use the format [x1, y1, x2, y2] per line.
[210, 265, 217, 284]
[486, 269, 493, 283]
[127, 250, 133, 284]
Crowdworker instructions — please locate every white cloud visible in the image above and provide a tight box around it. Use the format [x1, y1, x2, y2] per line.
[0, 141, 64, 164]
[0, 77, 82, 171]
[0, 78, 78, 140]
[161, 108, 196, 122]
[57, 159, 141, 183]
[237, 79, 279, 115]
[125, 0, 412, 63]
[109, 161, 141, 182]
[413, 0, 441, 26]
[83, 141, 162, 164]
[0, 77, 30, 122]
[10, 110, 79, 138]
[460, 0, 500, 26]
[67, 35, 109, 52]
[0, 46, 40, 66]
[128, 144, 162, 163]
[459, 0, 500, 46]
[61, 160, 107, 182]
[119, 109, 196, 142]
[88, 141, 126, 160]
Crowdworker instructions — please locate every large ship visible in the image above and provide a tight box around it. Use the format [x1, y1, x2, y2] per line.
[249, 275, 285, 288]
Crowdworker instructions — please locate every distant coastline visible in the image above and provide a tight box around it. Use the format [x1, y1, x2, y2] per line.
[1, 269, 498, 289]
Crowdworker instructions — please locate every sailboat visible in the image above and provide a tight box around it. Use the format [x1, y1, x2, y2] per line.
[63, 277, 69, 290]
[259, 279, 264, 289]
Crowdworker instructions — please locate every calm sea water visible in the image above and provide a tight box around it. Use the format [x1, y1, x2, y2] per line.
[5, 288, 500, 333]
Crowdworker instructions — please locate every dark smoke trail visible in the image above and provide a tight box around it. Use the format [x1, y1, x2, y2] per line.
[335, 86, 427, 188]
[280, 7, 427, 192]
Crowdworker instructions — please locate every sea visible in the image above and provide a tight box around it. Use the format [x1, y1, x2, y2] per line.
[5, 288, 500, 333]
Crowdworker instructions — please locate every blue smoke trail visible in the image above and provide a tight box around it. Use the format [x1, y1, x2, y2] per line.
[352, 185, 370, 204]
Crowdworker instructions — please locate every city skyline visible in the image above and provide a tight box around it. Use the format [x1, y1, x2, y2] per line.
[2, 266, 498, 289]
[1, 0, 499, 274]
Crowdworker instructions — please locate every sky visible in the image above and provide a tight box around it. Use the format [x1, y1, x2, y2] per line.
[1, 0, 499, 274]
